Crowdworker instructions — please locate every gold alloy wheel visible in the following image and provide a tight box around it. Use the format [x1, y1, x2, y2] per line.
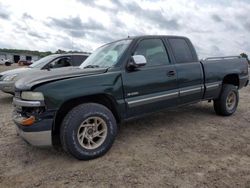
[77, 116, 108, 150]
[226, 91, 236, 111]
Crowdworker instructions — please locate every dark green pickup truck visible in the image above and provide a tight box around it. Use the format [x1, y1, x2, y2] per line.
[13, 35, 249, 160]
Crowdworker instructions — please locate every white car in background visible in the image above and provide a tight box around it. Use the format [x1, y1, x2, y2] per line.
[0, 58, 12, 66]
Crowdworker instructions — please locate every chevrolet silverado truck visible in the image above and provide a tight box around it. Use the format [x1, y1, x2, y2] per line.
[12, 35, 249, 160]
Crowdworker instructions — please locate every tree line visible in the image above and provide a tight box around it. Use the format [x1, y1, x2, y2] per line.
[240, 53, 250, 64]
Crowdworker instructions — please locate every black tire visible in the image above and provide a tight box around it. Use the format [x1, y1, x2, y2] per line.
[60, 103, 117, 160]
[213, 84, 239, 116]
[5, 62, 11, 66]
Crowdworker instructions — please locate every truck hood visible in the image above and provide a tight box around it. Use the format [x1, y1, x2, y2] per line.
[15, 67, 108, 91]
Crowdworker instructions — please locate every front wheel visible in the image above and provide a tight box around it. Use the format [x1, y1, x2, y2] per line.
[213, 84, 239, 116]
[60, 103, 117, 160]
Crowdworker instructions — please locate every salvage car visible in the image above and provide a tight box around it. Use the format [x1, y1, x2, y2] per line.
[18, 60, 33, 66]
[0, 53, 89, 94]
[0, 58, 12, 66]
[12, 35, 249, 160]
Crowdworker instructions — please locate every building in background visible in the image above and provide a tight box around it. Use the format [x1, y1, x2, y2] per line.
[0, 52, 40, 63]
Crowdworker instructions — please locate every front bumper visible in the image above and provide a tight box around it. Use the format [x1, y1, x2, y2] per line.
[0, 81, 15, 94]
[12, 97, 55, 147]
[15, 125, 52, 146]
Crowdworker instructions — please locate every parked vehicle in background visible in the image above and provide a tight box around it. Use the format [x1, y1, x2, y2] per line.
[0, 53, 89, 94]
[0, 58, 12, 66]
[18, 60, 33, 66]
[12, 35, 249, 160]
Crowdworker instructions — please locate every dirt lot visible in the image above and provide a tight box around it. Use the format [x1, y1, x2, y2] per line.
[0, 64, 250, 188]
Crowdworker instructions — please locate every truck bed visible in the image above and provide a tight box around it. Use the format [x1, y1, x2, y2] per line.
[201, 56, 249, 99]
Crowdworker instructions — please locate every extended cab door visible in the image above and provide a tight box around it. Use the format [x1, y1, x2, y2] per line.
[166, 37, 204, 104]
[122, 38, 178, 117]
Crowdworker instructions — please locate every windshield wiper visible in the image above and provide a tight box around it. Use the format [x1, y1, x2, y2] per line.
[83, 65, 100, 69]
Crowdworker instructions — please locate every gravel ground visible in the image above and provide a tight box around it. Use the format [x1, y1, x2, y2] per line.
[0, 64, 250, 188]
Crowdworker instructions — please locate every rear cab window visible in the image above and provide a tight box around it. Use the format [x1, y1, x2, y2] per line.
[168, 38, 196, 63]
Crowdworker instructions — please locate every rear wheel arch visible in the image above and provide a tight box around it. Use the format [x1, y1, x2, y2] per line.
[52, 94, 121, 146]
[222, 74, 239, 87]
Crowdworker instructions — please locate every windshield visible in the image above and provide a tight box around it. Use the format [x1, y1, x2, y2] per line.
[80, 39, 131, 69]
[29, 54, 59, 68]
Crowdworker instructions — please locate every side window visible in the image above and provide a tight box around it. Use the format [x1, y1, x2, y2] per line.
[168, 38, 194, 63]
[49, 57, 72, 68]
[134, 39, 170, 66]
[72, 55, 88, 66]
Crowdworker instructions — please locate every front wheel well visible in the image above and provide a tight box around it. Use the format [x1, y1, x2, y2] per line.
[52, 94, 121, 146]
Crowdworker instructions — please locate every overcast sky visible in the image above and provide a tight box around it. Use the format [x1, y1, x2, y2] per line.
[0, 0, 249, 58]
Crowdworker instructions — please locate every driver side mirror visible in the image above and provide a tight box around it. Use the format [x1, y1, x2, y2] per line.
[127, 55, 147, 70]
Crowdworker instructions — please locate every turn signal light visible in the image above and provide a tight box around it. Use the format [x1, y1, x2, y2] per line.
[21, 116, 35, 126]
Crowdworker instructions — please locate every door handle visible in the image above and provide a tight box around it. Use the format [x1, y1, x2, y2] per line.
[167, 70, 176, 77]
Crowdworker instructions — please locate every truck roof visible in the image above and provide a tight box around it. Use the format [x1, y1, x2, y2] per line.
[125, 35, 189, 40]
[99, 35, 190, 48]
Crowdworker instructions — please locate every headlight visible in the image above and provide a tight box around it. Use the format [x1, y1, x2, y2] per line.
[21, 91, 44, 100]
[3, 74, 18, 81]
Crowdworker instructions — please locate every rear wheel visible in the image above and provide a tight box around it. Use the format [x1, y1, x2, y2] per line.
[213, 84, 239, 116]
[60, 103, 117, 160]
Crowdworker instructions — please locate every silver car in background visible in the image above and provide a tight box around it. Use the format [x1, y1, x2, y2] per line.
[0, 53, 89, 94]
